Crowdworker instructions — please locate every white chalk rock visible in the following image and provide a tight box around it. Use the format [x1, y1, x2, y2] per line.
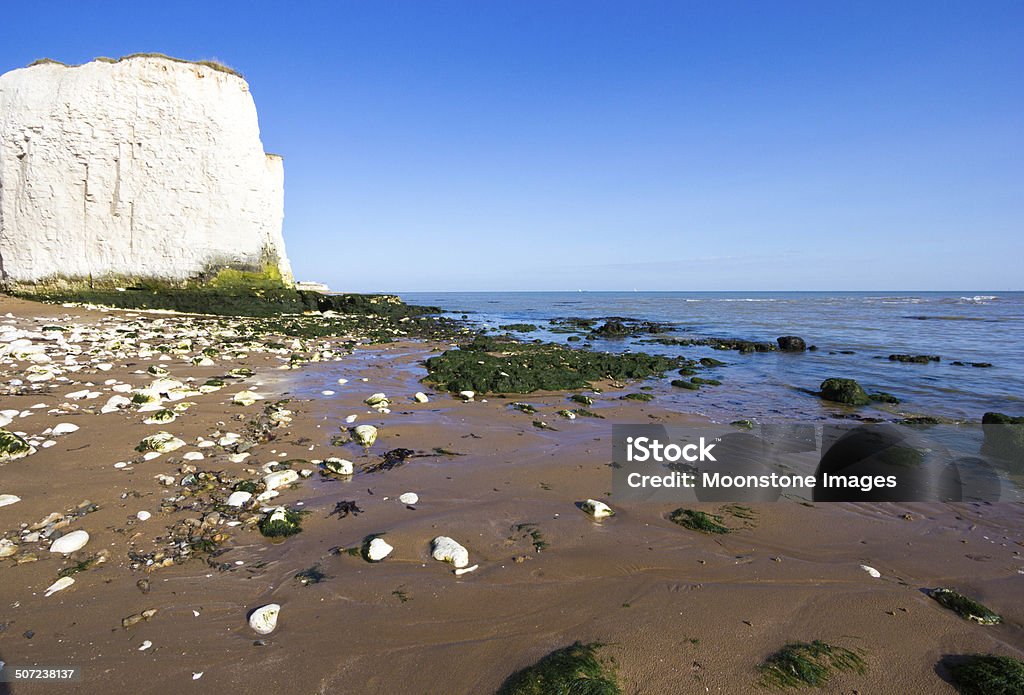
[364, 393, 388, 406]
[136, 511, 151, 521]
[399, 492, 419, 505]
[101, 395, 132, 413]
[454, 564, 479, 576]
[458, 390, 475, 401]
[137, 431, 186, 453]
[50, 529, 90, 554]
[232, 390, 264, 406]
[323, 458, 354, 475]
[182, 451, 205, 461]
[0, 56, 292, 290]
[431, 536, 469, 568]
[366, 537, 394, 562]
[861, 564, 881, 578]
[0, 538, 17, 558]
[581, 499, 614, 519]
[226, 491, 253, 507]
[249, 603, 281, 634]
[353, 425, 378, 447]
[413, 392, 429, 403]
[0, 493, 21, 508]
[50, 422, 80, 436]
[263, 469, 299, 490]
[44, 576, 75, 597]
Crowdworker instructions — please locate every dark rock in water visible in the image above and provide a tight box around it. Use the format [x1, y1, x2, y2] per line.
[888, 354, 940, 364]
[981, 412, 1024, 465]
[499, 323, 538, 332]
[591, 320, 631, 338]
[670, 379, 700, 390]
[777, 336, 806, 352]
[819, 378, 871, 406]
[566, 335, 581, 342]
[730, 419, 755, 430]
[699, 357, 725, 367]
[869, 392, 900, 404]
[690, 377, 721, 386]
[952, 361, 993, 368]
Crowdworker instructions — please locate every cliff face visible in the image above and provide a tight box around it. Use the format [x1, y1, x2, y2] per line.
[0, 55, 292, 291]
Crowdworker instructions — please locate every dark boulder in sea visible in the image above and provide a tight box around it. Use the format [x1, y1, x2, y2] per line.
[592, 319, 631, 337]
[777, 336, 806, 352]
[981, 412, 1024, 465]
[819, 378, 871, 406]
[868, 392, 900, 404]
[888, 354, 940, 363]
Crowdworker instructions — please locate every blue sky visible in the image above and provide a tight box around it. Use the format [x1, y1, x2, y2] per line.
[4, 1, 1022, 291]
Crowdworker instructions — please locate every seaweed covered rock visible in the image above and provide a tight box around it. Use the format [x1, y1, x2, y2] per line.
[668, 508, 729, 534]
[929, 588, 1001, 624]
[777, 336, 806, 352]
[981, 412, 1024, 463]
[889, 354, 940, 363]
[0, 428, 35, 461]
[947, 654, 1024, 695]
[423, 336, 683, 394]
[497, 642, 620, 695]
[819, 378, 871, 406]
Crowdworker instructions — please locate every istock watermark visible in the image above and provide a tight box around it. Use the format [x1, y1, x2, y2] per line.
[612, 422, 1022, 503]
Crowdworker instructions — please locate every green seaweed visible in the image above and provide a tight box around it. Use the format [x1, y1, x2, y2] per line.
[758, 640, 866, 689]
[621, 392, 655, 401]
[668, 508, 730, 534]
[423, 336, 682, 394]
[258, 508, 304, 537]
[0, 428, 34, 461]
[819, 378, 871, 406]
[948, 654, 1024, 695]
[497, 641, 620, 695]
[929, 588, 1001, 624]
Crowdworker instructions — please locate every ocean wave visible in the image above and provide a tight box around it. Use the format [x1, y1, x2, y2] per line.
[958, 295, 998, 304]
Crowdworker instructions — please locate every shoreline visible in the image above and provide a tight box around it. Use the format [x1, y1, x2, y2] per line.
[0, 295, 1021, 693]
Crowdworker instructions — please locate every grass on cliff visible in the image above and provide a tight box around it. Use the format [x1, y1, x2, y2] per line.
[423, 335, 684, 394]
[29, 53, 242, 77]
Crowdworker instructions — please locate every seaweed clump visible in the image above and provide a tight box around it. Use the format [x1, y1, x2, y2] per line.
[0, 428, 35, 461]
[668, 508, 730, 534]
[758, 640, 866, 689]
[948, 654, 1024, 695]
[258, 508, 304, 537]
[929, 588, 1001, 624]
[497, 641, 620, 695]
[424, 336, 682, 394]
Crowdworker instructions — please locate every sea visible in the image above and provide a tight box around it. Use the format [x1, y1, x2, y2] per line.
[401, 291, 1024, 422]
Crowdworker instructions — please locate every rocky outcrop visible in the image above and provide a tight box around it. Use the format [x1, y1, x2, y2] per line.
[0, 55, 292, 291]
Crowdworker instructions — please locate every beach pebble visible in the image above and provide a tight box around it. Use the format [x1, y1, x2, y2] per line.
[226, 491, 253, 507]
[399, 492, 419, 505]
[581, 499, 614, 519]
[364, 393, 388, 406]
[0, 493, 21, 508]
[337, 378, 348, 385]
[458, 390, 475, 401]
[136, 511, 152, 521]
[182, 451, 204, 461]
[233, 390, 264, 406]
[44, 576, 75, 597]
[353, 425, 378, 447]
[249, 603, 280, 635]
[454, 564, 479, 576]
[861, 564, 881, 578]
[51, 422, 80, 436]
[263, 469, 299, 490]
[431, 536, 469, 568]
[367, 537, 394, 562]
[413, 392, 429, 403]
[138, 640, 152, 651]
[0, 539, 17, 558]
[344, 414, 358, 424]
[50, 529, 90, 554]
[321, 390, 335, 396]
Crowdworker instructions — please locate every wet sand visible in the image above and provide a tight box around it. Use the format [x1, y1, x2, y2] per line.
[0, 296, 1021, 694]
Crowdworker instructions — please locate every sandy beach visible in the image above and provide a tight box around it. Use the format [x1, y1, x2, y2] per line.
[0, 295, 1020, 694]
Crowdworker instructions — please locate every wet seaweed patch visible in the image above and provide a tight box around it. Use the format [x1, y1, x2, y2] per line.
[295, 564, 328, 586]
[645, 335, 778, 354]
[364, 448, 417, 473]
[621, 392, 655, 402]
[509, 402, 539, 414]
[423, 336, 684, 394]
[929, 588, 1001, 624]
[500, 324, 539, 332]
[668, 508, 730, 534]
[571, 408, 604, 419]
[497, 641, 620, 695]
[946, 654, 1024, 695]
[758, 640, 866, 689]
[511, 523, 549, 553]
[327, 500, 363, 519]
[720, 504, 758, 527]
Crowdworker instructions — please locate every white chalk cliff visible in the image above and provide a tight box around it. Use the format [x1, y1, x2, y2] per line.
[0, 55, 292, 290]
